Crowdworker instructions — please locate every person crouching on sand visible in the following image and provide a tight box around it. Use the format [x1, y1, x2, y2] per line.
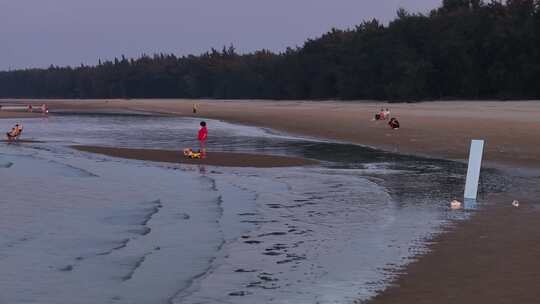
[15, 124, 23, 137]
[6, 124, 22, 141]
[198, 121, 208, 157]
[6, 127, 17, 141]
[389, 117, 400, 129]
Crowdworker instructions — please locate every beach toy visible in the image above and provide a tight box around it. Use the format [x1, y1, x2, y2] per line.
[512, 200, 519, 208]
[183, 148, 202, 159]
[450, 200, 462, 210]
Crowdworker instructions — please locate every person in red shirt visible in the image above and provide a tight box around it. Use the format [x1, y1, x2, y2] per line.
[198, 121, 208, 157]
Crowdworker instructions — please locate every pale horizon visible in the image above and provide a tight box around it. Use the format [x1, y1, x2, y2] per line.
[0, 0, 440, 71]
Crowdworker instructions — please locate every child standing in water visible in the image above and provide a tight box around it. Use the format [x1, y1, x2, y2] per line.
[198, 121, 208, 157]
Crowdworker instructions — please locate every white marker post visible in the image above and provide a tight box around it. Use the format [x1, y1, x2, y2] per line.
[464, 139, 484, 202]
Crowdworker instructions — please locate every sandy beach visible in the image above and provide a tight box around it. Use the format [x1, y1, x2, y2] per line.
[73, 145, 318, 168]
[4, 99, 540, 168]
[9, 99, 537, 169]
[0, 111, 43, 119]
[2, 99, 540, 303]
[370, 202, 540, 304]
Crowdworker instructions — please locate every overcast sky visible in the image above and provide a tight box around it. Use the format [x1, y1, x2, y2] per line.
[0, 0, 441, 70]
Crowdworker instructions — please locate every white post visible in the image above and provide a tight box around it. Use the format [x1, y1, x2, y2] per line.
[464, 139, 484, 200]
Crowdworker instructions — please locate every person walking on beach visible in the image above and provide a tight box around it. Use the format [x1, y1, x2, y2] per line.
[198, 121, 208, 158]
[192, 103, 198, 114]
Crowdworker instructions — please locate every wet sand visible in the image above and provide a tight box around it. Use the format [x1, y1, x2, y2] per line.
[0, 111, 43, 119]
[1, 139, 43, 144]
[17, 98, 540, 169]
[4, 98, 540, 303]
[72, 145, 318, 168]
[371, 198, 540, 304]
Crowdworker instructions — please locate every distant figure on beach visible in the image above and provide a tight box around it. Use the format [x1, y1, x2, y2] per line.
[27, 105, 33, 112]
[374, 109, 382, 120]
[6, 124, 23, 141]
[41, 104, 49, 114]
[383, 108, 390, 119]
[198, 121, 208, 157]
[374, 108, 390, 121]
[389, 117, 400, 129]
[6, 127, 17, 141]
[192, 103, 198, 114]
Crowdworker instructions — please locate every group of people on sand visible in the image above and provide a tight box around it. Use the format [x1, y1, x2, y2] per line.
[6, 124, 23, 142]
[374, 108, 391, 121]
[0, 103, 48, 114]
[374, 107, 400, 130]
[26, 104, 48, 114]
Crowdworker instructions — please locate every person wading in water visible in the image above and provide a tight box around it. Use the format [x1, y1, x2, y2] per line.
[198, 121, 208, 158]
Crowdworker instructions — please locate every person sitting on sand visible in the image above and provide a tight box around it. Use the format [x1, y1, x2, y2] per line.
[383, 108, 391, 120]
[6, 124, 22, 141]
[198, 121, 208, 158]
[388, 117, 400, 130]
[17, 124, 23, 139]
[6, 127, 17, 141]
[374, 108, 387, 121]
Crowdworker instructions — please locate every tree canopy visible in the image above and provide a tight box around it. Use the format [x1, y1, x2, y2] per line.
[1, 0, 540, 101]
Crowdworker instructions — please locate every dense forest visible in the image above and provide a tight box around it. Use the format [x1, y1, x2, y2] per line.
[1, 0, 540, 101]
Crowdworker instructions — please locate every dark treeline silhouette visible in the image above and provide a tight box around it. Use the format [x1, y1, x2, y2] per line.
[1, 0, 540, 101]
